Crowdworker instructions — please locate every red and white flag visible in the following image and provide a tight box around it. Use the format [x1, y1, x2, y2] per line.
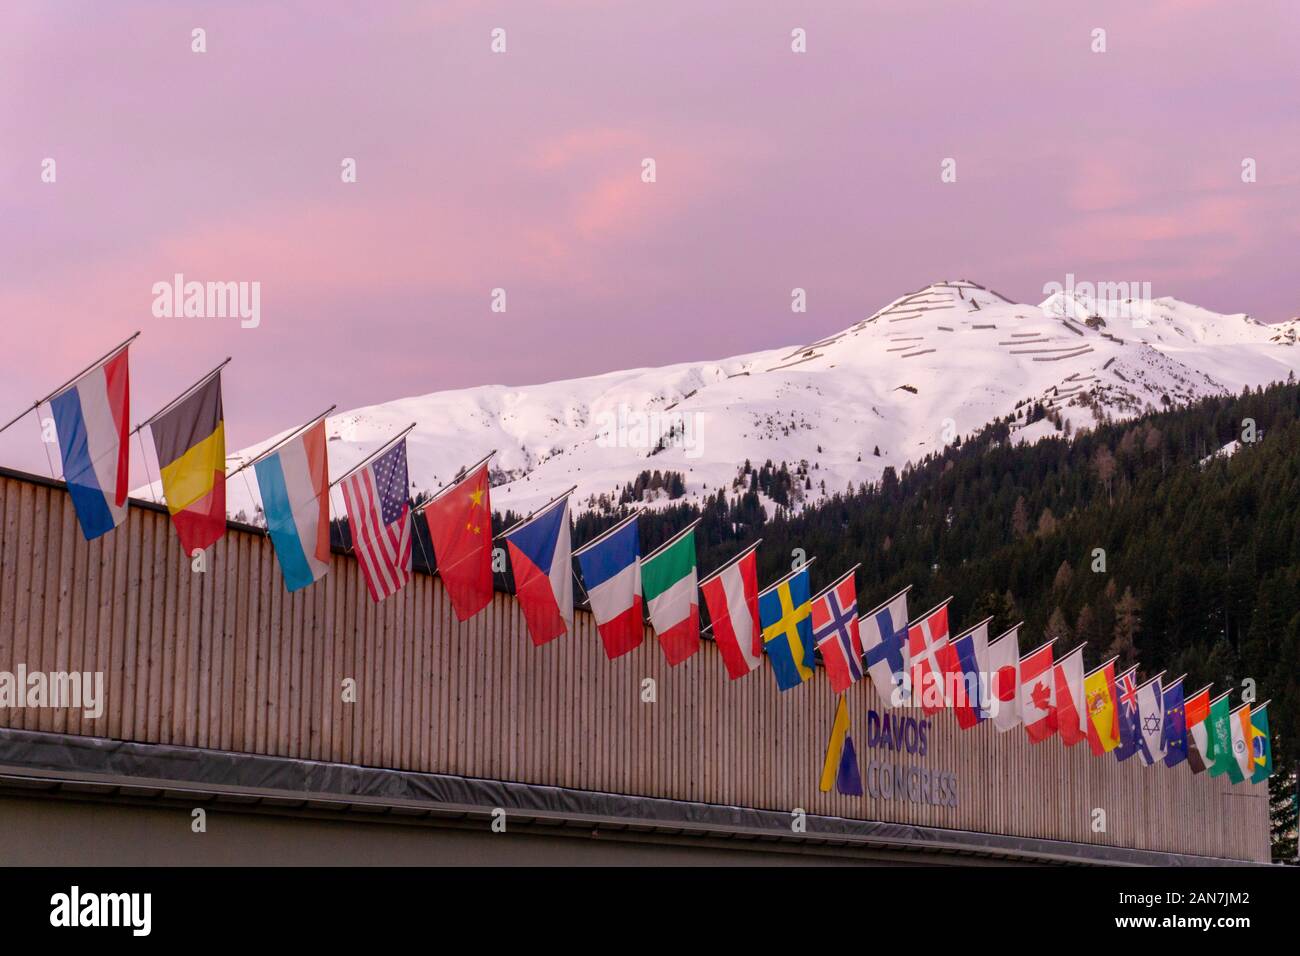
[1019, 640, 1057, 743]
[1054, 643, 1089, 746]
[985, 625, 1022, 731]
[811, 567, 862, 695]
[341, 438, 412, 602]
[908, 600, 951, 713]
[700, 545, 763, 680]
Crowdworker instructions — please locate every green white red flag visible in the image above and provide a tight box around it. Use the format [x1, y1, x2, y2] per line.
[641, 521, 700, 665]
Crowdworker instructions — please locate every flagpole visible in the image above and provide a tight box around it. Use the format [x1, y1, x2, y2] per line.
[641, 516, 703, 563]
[0, 331, 141, 435]
[131, 357, 231, 436]
[809, 563, 861, 603]
[328, 422, 417, 490]
[1054, 640, 1088, 662]
[697, 538, 763, 588]
[494, 485, 577, 540]
[414, 449, 498, 513]
[989, 620, 1023, 643]
[757, 556, 817, 599]
[1018, 638, 1056, 662]
[572, 508, 643, 558]
[906, 596, 952, 630]
[1135, 670, 1166, 691]
[857, 584, 912, 621]
[949, 615, 995, 645]
[1084, 654, 1120, 678]
[225, 405, 336, 480]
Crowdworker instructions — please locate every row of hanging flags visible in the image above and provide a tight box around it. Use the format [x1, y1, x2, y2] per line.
[6, 336, 1274, 789]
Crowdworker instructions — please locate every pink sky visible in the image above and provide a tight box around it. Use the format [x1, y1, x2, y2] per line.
[2, 0, 1298, 472]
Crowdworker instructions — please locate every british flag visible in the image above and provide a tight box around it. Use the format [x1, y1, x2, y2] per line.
[341, 438, 412, 602]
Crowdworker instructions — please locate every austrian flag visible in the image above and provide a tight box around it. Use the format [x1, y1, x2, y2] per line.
[699, 543, 763, 680]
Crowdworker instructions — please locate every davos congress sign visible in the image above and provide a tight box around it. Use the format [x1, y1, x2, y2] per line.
[862, 709, 959, 808]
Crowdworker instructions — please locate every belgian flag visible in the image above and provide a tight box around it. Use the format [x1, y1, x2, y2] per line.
[151, 371, 226, 555]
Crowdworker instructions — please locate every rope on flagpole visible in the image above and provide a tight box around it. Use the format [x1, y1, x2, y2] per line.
[135, 429, 159, 504]
[34, 411, 56, 480]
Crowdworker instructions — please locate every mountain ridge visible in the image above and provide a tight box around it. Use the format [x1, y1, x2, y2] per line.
[222, 279, 1300, 523]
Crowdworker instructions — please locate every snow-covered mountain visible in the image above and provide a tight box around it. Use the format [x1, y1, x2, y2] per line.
[224, 280, 1299, 522]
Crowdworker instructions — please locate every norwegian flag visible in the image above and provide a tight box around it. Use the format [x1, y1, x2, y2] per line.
[908, 600, 951, 714]
[811, 569, 862, 695]
[341, 438, 412, 602]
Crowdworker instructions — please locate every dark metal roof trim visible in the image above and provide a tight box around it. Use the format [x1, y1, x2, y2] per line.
[0, 727, 1259, 866]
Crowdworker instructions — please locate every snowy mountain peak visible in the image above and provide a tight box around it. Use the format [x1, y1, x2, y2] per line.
[222, 280, 1300, 523]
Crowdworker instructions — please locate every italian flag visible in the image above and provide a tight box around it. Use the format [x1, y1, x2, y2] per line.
[642, 522, 700, 666]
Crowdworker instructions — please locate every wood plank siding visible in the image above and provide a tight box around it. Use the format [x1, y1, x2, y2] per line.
[0, 472, 1271, 861]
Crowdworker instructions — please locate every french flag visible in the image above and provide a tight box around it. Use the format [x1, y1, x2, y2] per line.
[504, 496, 574, 646]
[575, 513, 643, 660]
[49, 347, 130, 541]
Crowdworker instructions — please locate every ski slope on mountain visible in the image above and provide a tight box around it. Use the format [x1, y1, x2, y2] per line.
[224, 280, 1299, 523]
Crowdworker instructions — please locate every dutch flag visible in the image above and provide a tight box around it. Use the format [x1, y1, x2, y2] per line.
[48, 347, 131, 541]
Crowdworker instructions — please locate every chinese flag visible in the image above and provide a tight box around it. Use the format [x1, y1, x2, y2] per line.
[424, 462, 494, 621]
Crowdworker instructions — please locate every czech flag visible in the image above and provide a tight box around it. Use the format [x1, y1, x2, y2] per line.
[504, 496, 573, 646]
[699, 544, 763, 680]
[575, 513, 643, 660]
[49, 345, 130, 541]
[253, 419, 331, 593]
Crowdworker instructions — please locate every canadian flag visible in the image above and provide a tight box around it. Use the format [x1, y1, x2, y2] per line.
[907, 600, 951, 714]
[1054, 644, 1089, 746]
[1019, 640, 1057, 743]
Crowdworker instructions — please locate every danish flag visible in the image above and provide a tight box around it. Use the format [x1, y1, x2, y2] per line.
[908, 600, 951, 714]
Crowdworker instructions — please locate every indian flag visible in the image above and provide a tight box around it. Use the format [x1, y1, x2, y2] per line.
[642, 522, 700, 666]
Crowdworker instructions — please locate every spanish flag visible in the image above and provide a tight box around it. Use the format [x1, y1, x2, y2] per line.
[1084, 658, 1120, 755]
[151, 372, 226, 555]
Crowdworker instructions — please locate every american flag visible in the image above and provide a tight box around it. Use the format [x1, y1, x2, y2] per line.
[341, 438, 411, 601]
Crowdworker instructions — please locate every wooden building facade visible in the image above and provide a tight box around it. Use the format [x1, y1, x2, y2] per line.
[0, 470, 1271, 862]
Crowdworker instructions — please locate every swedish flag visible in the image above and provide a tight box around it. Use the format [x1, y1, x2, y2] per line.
[759, 562, 815, 691]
